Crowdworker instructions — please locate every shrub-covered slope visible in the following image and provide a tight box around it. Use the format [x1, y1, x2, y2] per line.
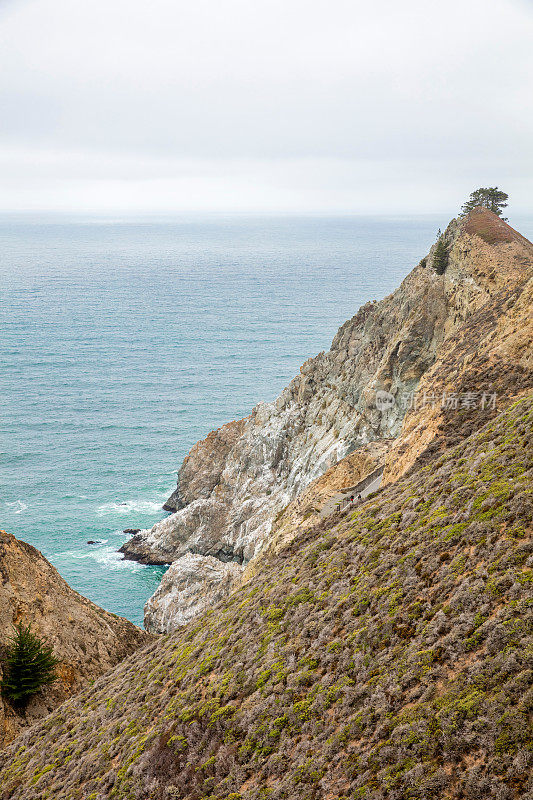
[1, 397, 532, 800]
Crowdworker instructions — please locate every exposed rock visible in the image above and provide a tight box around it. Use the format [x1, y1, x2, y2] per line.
[162, 488, 181, 512]
[144, 444, 388, 633]
[144, 553, 243, 634]
[121, 209, 533, 632]
[0, 530, 152, 747]
[161, 418, 247, 512]
[251, 438, 391, 563]
[383, 211, 533, 485]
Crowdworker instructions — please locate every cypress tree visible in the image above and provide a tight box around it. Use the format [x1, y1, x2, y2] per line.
[461, 187, 508, 218]
[1, 623, 59, 707]
[433, 237, 449, 275]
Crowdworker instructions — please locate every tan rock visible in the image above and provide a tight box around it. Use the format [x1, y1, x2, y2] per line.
[384, 213, 533, 485]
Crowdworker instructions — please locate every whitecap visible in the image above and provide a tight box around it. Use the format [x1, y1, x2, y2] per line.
[6, 500, 28, 514]
[57, 545, 147, 573]
[95, 498, 164, 517]
[91, 546, 146, 572]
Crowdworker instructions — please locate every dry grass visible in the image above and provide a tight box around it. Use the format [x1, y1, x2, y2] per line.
[464, 208, 519, 246]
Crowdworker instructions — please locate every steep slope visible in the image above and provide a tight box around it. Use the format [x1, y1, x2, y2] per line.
[0, 531, 152, 747]
[2, 395, 531, 800]
[121, 208, 533, 633]
[383, 207, 533, 485]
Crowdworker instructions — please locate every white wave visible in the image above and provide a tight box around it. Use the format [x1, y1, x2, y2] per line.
[96, 498, 164, 517]
[92, 546, 147, 572]
[58, 545, 147, 573]
[6, 500, 28, 514]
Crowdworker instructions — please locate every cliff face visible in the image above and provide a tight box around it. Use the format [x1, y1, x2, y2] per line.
[0, 531, 152, 747]
[2, 395, 532, 799]
[121, 208, 533, 634]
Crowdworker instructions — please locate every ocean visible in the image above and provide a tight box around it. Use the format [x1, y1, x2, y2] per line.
[2, 213, 531, 626]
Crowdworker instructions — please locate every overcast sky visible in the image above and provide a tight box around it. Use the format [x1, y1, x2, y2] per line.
[0, 0, 531, 214]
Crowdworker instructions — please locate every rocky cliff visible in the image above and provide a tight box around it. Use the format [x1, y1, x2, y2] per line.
[382, 209, 533, 485]
[121, 208, 533, 634]
[2, 394, 531, 799]
[0, 531, 152, 747]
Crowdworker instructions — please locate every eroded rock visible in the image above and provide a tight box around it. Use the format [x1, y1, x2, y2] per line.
[144, 553, 243, 633]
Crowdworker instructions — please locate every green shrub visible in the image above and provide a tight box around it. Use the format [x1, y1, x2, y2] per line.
[433, 237, 449, 275]
[1, 623, 59, 707]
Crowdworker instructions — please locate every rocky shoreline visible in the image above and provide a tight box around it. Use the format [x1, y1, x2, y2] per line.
[1, 208, 532, 799]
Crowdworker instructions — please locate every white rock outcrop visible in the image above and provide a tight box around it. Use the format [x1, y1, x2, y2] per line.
[144, 553, 243, 633]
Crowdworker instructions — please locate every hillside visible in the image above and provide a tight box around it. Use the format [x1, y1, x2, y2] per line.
[0, 532, 151, 747]
[1, 394, 531, 799]
[121, 208, 533, 633]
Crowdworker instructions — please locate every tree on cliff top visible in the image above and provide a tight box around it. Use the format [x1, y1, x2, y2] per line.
[1, 624, 58, 707]
[461, 187, 508, 218]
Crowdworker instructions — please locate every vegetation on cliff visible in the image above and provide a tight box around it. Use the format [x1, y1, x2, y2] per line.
[121, 208, 532, 636]
[1, 395, 531, 800]
[432, 235, 449, 275]
[461, 187, 509, 219]
[1, 625, 58, 707]
[0, 207, 530, 799]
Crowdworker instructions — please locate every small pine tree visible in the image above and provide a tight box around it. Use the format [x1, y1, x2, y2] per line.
[433, 236, 448, 275]
[461, 187, 508, 218]
[1, 624, 59, 707]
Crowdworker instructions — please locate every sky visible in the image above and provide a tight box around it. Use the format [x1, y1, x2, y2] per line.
[0, 0, 532, 215]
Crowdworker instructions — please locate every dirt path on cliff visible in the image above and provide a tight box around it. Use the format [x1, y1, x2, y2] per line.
[319, 466, 384, 517]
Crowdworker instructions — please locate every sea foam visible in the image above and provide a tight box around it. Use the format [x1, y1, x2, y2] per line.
[5, 500, 28, 514]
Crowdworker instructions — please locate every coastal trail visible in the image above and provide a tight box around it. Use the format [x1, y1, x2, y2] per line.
[319, 466, 384, 518]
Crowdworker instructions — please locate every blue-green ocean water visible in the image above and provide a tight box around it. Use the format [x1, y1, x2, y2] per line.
[2, 214, 531, 626]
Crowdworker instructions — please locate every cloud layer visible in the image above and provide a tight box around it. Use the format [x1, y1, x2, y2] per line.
[1, 0, 531, 213]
